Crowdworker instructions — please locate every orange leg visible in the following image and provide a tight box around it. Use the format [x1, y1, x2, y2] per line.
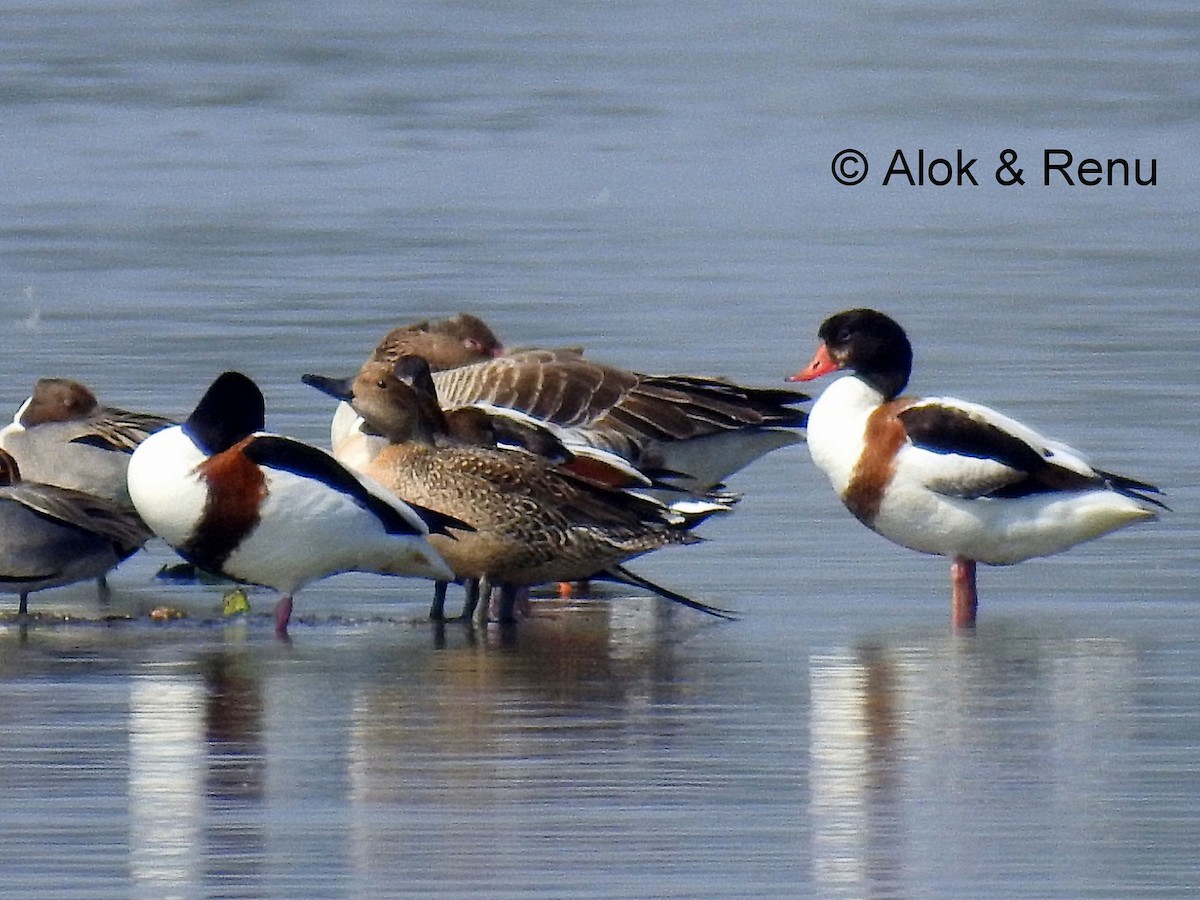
[950, 557, 978, 629]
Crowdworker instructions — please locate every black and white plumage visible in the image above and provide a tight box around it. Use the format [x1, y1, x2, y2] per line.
[789, 308, 1164, 627]
[126, 371, 457, 633]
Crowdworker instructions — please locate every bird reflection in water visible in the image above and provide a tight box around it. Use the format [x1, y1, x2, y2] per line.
[344, 597, 705, 873]
[808, 629, 1141, 897]
[809, 644, 904, 899]
[128, 647, 269, 893]
[199, 649, 267, 887]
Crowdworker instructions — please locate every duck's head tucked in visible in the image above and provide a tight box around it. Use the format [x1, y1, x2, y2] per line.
[371, 313, 505, 371]
[183, 371, 266, 455]
[128, 371, 269, 563]
[128, 370, 457, 633]
[18, 378, 104, 426]
[0, 378, 175, 507]
[423, 313, 505, 359]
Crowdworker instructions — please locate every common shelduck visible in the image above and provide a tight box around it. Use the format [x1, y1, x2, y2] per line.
[126, 371, 459, 633]
[0, 448, 149, 617]
[789, 308, 1165, 627]
[313, 313, 808, 492]
[312, 356, 730, 624]
[0, 377, 174, 508]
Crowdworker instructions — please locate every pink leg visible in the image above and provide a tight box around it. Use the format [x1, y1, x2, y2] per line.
[274, 595, 294, 634]
[950, 557, 978, 629]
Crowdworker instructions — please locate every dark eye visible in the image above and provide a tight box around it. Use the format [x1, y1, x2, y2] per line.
[463, 338, 483, 352]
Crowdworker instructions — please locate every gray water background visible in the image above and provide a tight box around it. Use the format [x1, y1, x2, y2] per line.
[0, 1, 1198, 897]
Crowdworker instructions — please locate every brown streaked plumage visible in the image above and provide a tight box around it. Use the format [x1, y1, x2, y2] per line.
[347, 316, 808, 491]
[427, 348, 806, 447]
[348, 357, 716, 624]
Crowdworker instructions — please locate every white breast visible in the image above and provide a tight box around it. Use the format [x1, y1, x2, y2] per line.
[331, 401, 387, 473]
[126, 426, 210, 547]
[804, 376, 881, 496]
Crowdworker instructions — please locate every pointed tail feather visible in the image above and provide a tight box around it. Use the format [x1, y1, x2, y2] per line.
[1097, 468, 1170, 511]
[598, 565, 738, 620]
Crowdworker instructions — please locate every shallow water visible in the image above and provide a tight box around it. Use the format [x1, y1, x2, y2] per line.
[0, 1, 1197, 897]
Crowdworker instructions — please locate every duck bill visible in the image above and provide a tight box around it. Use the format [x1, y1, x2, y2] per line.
[301, 372, 356, 402]
[787, 343, 839, 382]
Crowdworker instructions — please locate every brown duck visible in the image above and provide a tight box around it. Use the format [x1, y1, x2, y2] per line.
[318, 356, 729, 624]
[312, 313, 808, 490]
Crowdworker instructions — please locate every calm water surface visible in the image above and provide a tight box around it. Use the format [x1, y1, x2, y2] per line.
[0, 1, 1197, 897]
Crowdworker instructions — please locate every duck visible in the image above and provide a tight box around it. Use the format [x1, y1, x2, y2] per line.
[305, 368, 653, 491]
[126, 371, 460, 634]
[314, 314, 809, 491]
[0, 377, 175, 507]
[788, 308, 1164, 628]
[371, 312, 505, 369]
[0, 448, 150, 617]
[322, 355, 727, 624]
